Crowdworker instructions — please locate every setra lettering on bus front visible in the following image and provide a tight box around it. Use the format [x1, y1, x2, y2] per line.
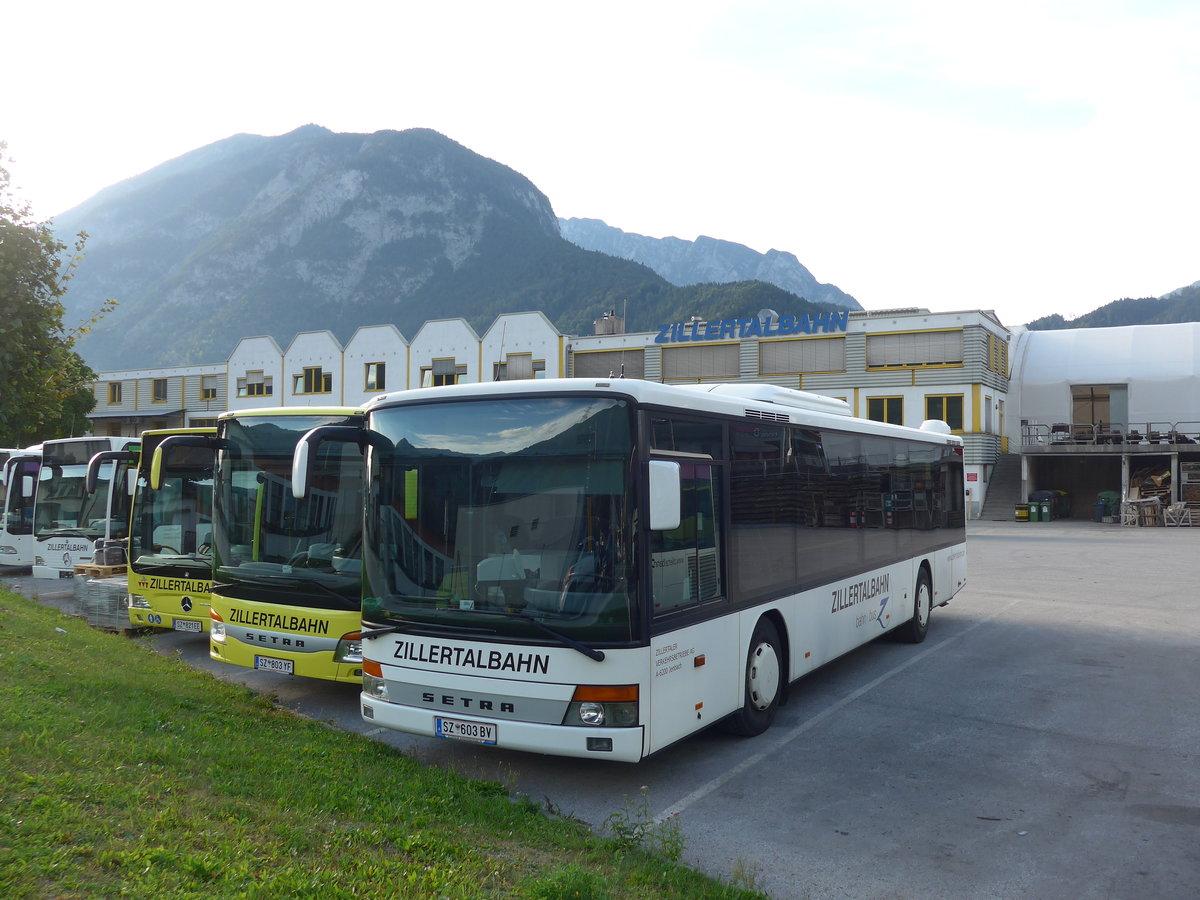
[421, 692, 515, 712]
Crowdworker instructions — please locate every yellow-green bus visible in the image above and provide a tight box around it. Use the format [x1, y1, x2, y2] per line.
[126, 427, 215, 632]
[156, 407, 365, 682]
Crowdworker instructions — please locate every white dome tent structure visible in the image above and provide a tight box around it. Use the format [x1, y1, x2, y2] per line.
[1008, 323, 1200, 519]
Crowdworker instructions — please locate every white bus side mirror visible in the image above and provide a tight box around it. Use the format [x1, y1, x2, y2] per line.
[292, 438, 312, 499]
[649, 460, 681, 531]
[291, 424, 378, 499]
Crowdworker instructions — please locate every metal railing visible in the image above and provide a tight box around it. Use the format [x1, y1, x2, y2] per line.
[1022, 422, 1200, 448]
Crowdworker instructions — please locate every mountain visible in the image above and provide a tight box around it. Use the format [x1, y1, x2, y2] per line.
[559, 217, 861, 310]
[1026, 281, 1200, 330]
[54, 127, 848, 370]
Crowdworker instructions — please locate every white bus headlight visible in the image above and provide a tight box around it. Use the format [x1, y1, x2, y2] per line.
[128, 593, 151, 609]
[0, 545, 17, 555]
[564, 685, 639, 728]
[210, 612, 226, 643]
[362, 660, 388, 700]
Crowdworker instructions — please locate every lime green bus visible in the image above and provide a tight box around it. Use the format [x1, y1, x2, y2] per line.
[125, 427, 216, 632]
[157, 408, 365, 682]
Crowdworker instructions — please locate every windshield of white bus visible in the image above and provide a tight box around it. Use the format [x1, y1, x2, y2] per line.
[35, 441, 132, 540]
[364, 396, 635, 644]
[131, 442, 214, 571]
[213, 415, 362, 609]
[3, 458, 39, 536]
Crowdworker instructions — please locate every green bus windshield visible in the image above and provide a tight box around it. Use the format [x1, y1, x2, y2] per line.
[131, 441, 214, 573]
[213, 415, 363, 611]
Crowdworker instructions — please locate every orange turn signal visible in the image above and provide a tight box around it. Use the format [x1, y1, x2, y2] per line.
[571, 684, 638, 702]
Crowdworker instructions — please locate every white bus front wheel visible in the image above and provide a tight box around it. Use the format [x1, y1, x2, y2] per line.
[722, 618, 782, 736]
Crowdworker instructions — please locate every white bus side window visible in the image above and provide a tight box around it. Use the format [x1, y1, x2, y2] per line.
[651, 461, 722, 615]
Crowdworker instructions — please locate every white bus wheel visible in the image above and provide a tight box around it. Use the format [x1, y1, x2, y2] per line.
[895, 569, 932, 644]
[722, 618, 782, 736]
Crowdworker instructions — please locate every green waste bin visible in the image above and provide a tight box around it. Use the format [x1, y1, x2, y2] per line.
[1098, 490, 1121, 519]
[1039, 500, 1052, 521]
[1028, 503, 1039, 522]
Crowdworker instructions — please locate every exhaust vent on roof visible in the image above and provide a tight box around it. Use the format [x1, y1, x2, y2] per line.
[745, 408, 790, 423]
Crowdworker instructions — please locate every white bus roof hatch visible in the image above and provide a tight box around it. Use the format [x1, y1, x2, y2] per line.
[676, 383, 852, 417]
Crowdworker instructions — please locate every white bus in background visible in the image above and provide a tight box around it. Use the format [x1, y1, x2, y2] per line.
[0, 447, 42, 568]
[32, 436, 139, 580]
[294, 378, 968, 762]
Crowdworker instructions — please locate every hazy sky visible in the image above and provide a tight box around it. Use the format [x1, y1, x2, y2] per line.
[6, 0, 1198, 326]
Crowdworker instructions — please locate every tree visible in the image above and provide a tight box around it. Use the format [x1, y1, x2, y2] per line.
[0, 142, 108, 446]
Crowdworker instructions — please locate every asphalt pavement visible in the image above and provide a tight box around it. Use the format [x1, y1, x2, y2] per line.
[5, 518, 1199, 899]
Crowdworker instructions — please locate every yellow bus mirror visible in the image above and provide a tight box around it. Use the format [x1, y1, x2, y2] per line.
[150, 447, 165, 491]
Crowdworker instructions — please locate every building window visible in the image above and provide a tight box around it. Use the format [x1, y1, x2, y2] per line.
[571, 349, 645, 379]
[420, 358, 465, 388]
[107, 382, 122, 404]
[201, 375, 218, 401]
[867, 396, 904, 425]
[236, 371, 273, 398]
[493, 354, 546, 381]
[987, 333, 1010, 375]
[759, 337, 845, 375]
[152, 378, 168, 402]
[662, 343, 740, 381]
[925, 394, 964, 431]
[293, 367, 332, 395]
[365, 362, 386, 392]
[867, 330, 963, 368]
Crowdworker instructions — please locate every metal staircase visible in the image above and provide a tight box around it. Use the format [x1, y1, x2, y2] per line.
[979, 453, 1023, 521]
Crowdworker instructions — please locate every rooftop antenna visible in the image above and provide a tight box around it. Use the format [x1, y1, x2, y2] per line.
[496, 319, 507, 381]
[620, 297, 628, 377]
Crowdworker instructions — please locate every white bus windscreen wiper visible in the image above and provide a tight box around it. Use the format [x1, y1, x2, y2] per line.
[420, 606, 605, 661]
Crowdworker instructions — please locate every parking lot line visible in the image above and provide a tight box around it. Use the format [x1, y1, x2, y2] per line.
[654, 595, 1026, 824]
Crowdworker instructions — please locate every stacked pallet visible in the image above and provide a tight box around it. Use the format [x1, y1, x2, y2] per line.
[73, 574, 129, 630]
[73, 563, 126, 578]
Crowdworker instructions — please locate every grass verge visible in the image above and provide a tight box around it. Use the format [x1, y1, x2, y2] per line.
[0, 588, 765, 899]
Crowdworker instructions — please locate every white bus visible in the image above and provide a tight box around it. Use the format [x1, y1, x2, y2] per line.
[33, 436, 139, 580]
[0, 447, 42, 568]
[293, 379, 967, 762]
